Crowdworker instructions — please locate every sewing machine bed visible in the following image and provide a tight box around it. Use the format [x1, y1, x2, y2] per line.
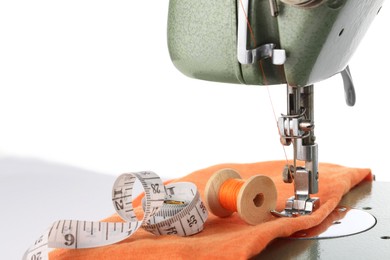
[256, 181, 390, 259]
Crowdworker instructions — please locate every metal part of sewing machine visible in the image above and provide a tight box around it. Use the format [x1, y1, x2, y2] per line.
[168, 0, 384, 217]
[273, 65, 355, 217]
[272, 85, 320, 217]
[274, 71, 355, 216]
[237, 0, 320, 217]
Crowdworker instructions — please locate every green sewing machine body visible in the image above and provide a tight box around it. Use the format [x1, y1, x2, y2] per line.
[168, 0, 383, 87]
[167, 0, 384, 217]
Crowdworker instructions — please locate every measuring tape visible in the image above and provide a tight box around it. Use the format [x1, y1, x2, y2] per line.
[23, 171, 208, 260]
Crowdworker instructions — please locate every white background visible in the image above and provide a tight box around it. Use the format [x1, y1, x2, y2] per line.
[1, 1, 389, 181]
[0, 2, 389, 259]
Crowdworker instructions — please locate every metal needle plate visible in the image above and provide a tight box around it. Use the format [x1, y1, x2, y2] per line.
[289, 207, 376, 239]
[255, 181, 390, 260]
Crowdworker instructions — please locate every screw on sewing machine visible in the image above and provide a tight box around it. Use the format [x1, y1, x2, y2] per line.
[282, 165, 294, 184]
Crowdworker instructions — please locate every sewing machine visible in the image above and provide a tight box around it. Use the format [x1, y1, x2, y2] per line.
[166, 2, 390, 257]
[167, 0, 384, 217]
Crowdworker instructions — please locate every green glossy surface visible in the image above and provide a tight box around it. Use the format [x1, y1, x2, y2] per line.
[168, 0, 243, 84]
[167, 0, 285, 86]
[278, 0, 384, 86]
[277, 2, 340, 86]
[168, 0, 383, 87]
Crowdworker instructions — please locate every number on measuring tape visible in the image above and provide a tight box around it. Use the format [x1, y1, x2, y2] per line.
[23, 171, 208, 260]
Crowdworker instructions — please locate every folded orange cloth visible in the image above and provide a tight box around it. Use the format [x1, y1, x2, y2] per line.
[50, 161, 372, 259]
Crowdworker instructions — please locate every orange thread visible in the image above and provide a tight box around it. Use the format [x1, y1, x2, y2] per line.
[239, 0, 257, 47]
[218, 178, 245, 212]
[238, 2, 292, 170]
[259, 61, 269, 85]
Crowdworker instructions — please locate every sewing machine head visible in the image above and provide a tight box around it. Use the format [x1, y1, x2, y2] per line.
[167, 0, 384, 217]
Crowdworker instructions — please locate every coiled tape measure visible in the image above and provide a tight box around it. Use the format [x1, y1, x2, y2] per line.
[23, 171, 208, 260]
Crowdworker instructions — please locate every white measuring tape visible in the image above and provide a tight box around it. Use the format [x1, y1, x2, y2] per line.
[23, 171, 208, 260]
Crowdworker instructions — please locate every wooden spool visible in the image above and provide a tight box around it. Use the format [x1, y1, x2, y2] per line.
[205, 168, 277, 225]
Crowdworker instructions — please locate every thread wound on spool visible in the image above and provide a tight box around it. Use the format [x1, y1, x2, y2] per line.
[205, 168, 277, 225]
[218, 179, 245, 212]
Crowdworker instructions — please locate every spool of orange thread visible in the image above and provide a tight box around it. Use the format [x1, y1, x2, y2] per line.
[205, 168, 277, 225]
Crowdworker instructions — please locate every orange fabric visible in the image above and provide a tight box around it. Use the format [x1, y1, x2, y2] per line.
[50, 161, 372, 259]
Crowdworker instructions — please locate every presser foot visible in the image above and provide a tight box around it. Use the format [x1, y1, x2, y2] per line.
[271, 197, 320, 218]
